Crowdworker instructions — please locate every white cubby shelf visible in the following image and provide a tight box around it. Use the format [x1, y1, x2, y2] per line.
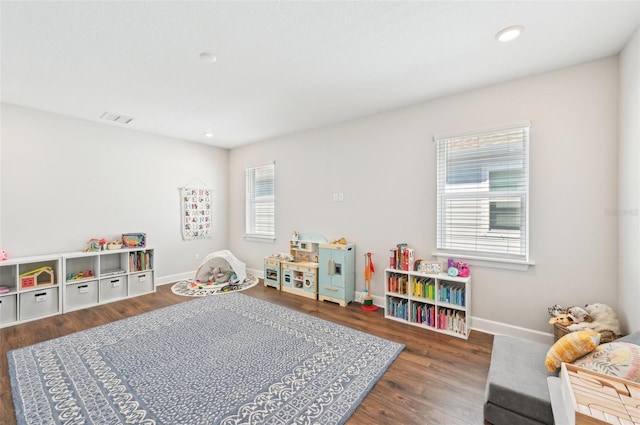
[0, 248, 155, 328]
[384, 267, 471, 339]
[61, 247, 155, 313]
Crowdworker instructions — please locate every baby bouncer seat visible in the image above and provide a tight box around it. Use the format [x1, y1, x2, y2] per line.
[194, 250, 247, 288]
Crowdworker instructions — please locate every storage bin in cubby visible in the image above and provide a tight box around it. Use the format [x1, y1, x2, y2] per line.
[128, 271, 153, 296]
[100, 276, 127, 301]
[0, 294, 18, 325]
[65, 281, 99, 311]
[19, 287, 59, 321]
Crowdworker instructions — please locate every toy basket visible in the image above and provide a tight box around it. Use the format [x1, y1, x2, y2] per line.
[553, 323, 618, 343]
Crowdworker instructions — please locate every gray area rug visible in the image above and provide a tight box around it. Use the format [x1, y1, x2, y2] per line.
[9, 293, 404, 424]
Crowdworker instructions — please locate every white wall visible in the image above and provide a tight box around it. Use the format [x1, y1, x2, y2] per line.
[229, 57, 620, 339]
[0, 104, 229, 283]
[618, 28, 640, 334]
[0, 55, 627, 340]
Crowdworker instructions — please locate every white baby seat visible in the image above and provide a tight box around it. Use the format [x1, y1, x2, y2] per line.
[194, 250, 247, 284]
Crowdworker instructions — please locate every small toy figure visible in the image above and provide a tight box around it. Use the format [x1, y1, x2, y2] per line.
[0, 249, 8, 261]
[456, 261, 470, 277]
[547, 304, 565, 317]
[86, 239, 101, 252]
[548, 313, 574, 327]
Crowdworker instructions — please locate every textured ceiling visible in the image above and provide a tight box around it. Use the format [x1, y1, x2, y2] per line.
[1, 1, 639, 149]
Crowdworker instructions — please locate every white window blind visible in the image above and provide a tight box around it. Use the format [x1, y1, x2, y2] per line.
[435, 123, 530, 260]
[245, 163, 275, 239]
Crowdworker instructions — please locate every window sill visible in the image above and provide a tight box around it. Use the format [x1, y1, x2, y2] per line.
[433, 252, 535, 271]
[243, 235, 276, 243]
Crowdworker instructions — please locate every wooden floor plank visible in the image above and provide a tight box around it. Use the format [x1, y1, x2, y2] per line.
[0, 282, 494, 424]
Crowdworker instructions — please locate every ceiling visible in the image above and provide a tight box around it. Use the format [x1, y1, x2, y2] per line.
[1, 1, 639, 149]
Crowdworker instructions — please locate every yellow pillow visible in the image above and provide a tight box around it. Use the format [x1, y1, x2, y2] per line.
[545, 330, 601, 372]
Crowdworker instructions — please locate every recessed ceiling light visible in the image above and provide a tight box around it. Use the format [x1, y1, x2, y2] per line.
[204, 132, 214, 138]
[496, 25, 524, 42]
[199, 52, 217, 63]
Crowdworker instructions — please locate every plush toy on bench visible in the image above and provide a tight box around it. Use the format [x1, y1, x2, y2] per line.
[567, 303, 621, 336]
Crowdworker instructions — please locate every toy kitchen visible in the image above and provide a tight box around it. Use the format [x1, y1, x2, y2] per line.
[264, 232, 355, 306]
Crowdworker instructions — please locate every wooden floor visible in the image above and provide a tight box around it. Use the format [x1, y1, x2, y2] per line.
[0, 282, 494, 425]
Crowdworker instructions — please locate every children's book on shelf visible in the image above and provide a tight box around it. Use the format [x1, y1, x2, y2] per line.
[439, 281, 465, 307]
[412, 276, 435, 300]
[389, 243, 414, 271]
[387, 297, 409, 320]
[387, 272, 408, 294]
[437, 309, 466, 334]
[412, 302, 436, 327]
[129, 251, 153, 272]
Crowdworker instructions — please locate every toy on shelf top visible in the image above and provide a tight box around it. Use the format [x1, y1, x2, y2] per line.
[107, 240, 123, 250]
[446, 258, 470, 277]
[0, 249, 8, 261]
[122, 233, 146, 248]
[84, 234, 146, 252]
[86, 238, 107, 252]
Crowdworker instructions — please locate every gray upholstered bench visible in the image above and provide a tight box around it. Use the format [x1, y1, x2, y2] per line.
[484, 332, 640, 425]
[483, 335, 554, 425]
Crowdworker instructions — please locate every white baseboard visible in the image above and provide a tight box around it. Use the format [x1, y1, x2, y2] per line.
[203, 274, 553, 344]
[247, 268, 263, 278]
[470, 317, 554, 344]
[156, 271, 192, 286]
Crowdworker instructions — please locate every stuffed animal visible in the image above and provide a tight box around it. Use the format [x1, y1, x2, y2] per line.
[548, 313, 574, 327]
[566, 306, 592, 324]
[0, 249, 8, 261]
[547, 304, 565, 317]
[208, 266, 234, 283]
[568, 303, 621, 335]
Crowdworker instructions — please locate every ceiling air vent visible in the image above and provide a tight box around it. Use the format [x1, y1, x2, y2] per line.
[100, 112, 133, 124]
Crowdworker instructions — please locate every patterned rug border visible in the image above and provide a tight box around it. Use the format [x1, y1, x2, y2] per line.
[170, 274, 259, 296]
[9, 292, 404, 425]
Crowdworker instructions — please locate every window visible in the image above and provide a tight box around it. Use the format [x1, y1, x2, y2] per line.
[435, 123, 530, 261]
[245, 163, 275, 240]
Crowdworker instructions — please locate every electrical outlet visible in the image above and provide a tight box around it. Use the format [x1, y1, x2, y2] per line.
[338, 192, 344, 201]
[333, 193, 339, 202]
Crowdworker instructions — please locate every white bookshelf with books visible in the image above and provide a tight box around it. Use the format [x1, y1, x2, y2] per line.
[384, 267, 471, 339]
